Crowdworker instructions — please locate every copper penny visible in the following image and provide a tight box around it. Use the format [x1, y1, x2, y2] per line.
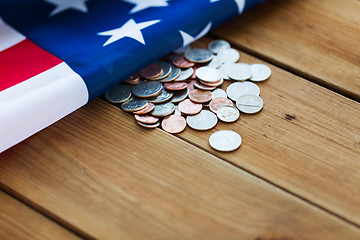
[191, 64, 202, 79]
[178, 99, 202, 115]
[200, 78, 224, 87]
[133, 102, 155, 115]
[209, 97, 233, 113]
[139, 63, 163, 79]
[134, 114, 159, 124]
[123, 73, 140, 84]
[161, 115, 187, 134]
[187, 80, 196, 91]
[171, 56, 195, 68]
[193, 80, 216, 91]
[189, 89, 212, 103]
[163, 82, 188, 91]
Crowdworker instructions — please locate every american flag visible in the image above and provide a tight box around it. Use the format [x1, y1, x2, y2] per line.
[0, 0, 263, 152]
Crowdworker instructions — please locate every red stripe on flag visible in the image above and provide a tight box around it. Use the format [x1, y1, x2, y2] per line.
[0, 39, 63, 92]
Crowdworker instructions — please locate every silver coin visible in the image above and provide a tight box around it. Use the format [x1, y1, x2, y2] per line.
[132, 81, 162, 98]
[151, 102, 175, 117]
[195, 66, 222, 82]
[137, 121, 160, 128]
[148, 89, 173, 104]
[226, 81, 260, 101]
[152, 61, 172, 80]
[175, 67, 193, 81]
[186, 110, 218, 131]
[208, 39, 231, 54]
[160, 65, 181, 83]
[228, 63, 253, 81]
[218, 63, 235, 80]
[216, 105, 240, 123]
[250, 64, 271, 82]
[171, 88, 189, 103]
[173, 44, 191, 54]
[184, 48, 214, 63]
[236, 94, 263, 114]
[104, 85, 132, 103]
[207, 55, 223, 69]
[174, 105, 182, 115]
[121, 98, 148, 112]
[217, 48, 240, 63]
[209, 130, 242, 152]
[211, 88, 227, 99]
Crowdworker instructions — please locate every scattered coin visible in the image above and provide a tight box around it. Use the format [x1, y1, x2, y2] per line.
[228, 63, 252, 81]
[211, 88, 227, 99]
[209, 97, 233, 113]
[160, 65, 181, 83]
[135, 114, 159, 124]
[189, 89, 213, 103]
[132, 81, 163, 98]
[236, 94, 264, 114]
[186, 110, 218, 131]
[208, 39, 231, 54]
[171, 56, 194, 68]
[218, 63, 235, 80]
[164, 82, 188, 91]
[139, 63, 163, 79]
[133, 102, 155, 115]
[173, 105, 182, 115]
[151, 102, 175, 117]
[175, 67, 193, 81]
[217, 48, 240, 63]
[171, 88, 189, 103]
[123, 73, 140, 84]
[161, 115, 187, 134]
[152, 61, 172, 80]
[148, 89, 173, 104]
[200, 78, 223, 87]
[216, 105, 240, 122]
[195, 66, 222, 82]
[184, 48, 214, 63]
[209, 130, 242, 152]
[191, 64, 201, 79]
[178, 99, 202, 115]
[121, 99, 148, 112]
[207, 55, 223, 69]
[193, 80, 216, 91]
[137, 121, 160, 129]
[104, 85, 132, 104]
[187, 80, 196, 91]
[226, 81, 260, 101]
[250, 63, 271, 82]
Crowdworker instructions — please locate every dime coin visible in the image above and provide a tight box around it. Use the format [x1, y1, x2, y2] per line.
[226, 81, 260, 101]
[216, 105, 240, 123]
[195, 66, 222, 82]
[209, 97, 233, 113]
[186, 110, 218, 131]
[236, 94, 263, 114]
[135, 114, 159, 124]
[152, 61, 172, 80]
[171, 56, 194, 68]
[207, 55, 223, 69]
[228, 63, 253, 81]
[218, 63, 235, 80]
[104, 85, 132, 103]
[151, 102, 175, 117]
[217, 48, 240, 63]
[189, 89, 212, 103]
[250, 63, 271, 82]
[178, 99, 202, 115]
[193, 80, 216, 91]
[161, 115, 187, 134]
[209, 130, 242, 152]
[137, 121, 160, 129]
[184, 48, 214, 63]
[208, 39, 231, 54]
[148, 89, 173, 104]
[132, 81, 163, 98]
[164, 82, 187, 91]
[121, 99, 148, 112]
[160, 65, 181, 83]
[123, 73, 140, 85]
[139, 63, 163, 79]
[133, 102, 155, 115]
[211, 88, 227, 99]
[200, 78, 223, 87]
[171, 88, 189, 103]
[173, 44, 190, 54]
[175, 67, 193, 81]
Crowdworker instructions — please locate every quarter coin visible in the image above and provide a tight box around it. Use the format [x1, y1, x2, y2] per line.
[250, 64, 271, 82]
[133, 102, 155, 114]
[211, 88, 227, 99]
[164, 82, 188, 91]
[175, 67, 193, 81]
[216, 105, 240, 122]
[226, 81, 260, 101]
[189, 89, 212, 103]
[132, 81, 162, 98]
[178, 99, 202, 115]
[152, 61, 172, 80]
[186, 110, 218, 131]
[148, 89, 173, 104]
[217, 48, 240, 63]
[208, 39, 231, 54]
[121, 99, 148, 112]
[236, 94, 264, 114]
[171, 88, 189, 103]
[171, 56, 194, 68]
[209, 130, 242, 152]
[228, 63, 253, 81]
[135, 114, 159, 124]
[184, 48, 214, 63]
[195, 66, 222, 82]
[160, 65, 181, 83]
[104, 85, 132, 103]
[209, 97, 233, 113]
[207, 55, 223, 69]
[137, 121, 160, 129]
[161, 115, 187, 134]
[139, 63, 163, 79]
[218, 63, 235, 80]
[151, 102, 175, 117]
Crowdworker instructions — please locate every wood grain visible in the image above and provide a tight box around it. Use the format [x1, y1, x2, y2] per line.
[0, 190, 81, 240]
[211, 0, 360, 101]
[1, 99, 359, 239]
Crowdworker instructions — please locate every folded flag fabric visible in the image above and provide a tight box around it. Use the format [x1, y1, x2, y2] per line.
[0, 0, 264, 152]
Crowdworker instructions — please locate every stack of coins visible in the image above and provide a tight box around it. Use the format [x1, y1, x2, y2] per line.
[105, 39, 271, 152]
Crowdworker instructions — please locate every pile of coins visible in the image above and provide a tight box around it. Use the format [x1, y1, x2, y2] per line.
[105, 39, 271, 152]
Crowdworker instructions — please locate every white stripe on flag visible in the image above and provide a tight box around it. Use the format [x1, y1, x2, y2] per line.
[0, 62, 89, 153]
[0, 17, 25, 52]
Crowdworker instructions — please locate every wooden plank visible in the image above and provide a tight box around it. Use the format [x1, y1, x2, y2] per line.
[186, 37, 360, 225]
[0, 190, 81, 240]
[1, 99, 359, 239]
[211, 0, 360, 101]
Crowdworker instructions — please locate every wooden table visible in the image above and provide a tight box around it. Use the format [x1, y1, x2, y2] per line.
[1, 0, 360, 239]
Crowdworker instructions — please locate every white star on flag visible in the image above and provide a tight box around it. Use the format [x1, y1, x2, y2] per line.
[97, 18, 161, 46]
[44, 0, 89, 17]
[179, 22, 212, 46]
[234, 0, 245, 14]
[122, 0, 170, 14]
